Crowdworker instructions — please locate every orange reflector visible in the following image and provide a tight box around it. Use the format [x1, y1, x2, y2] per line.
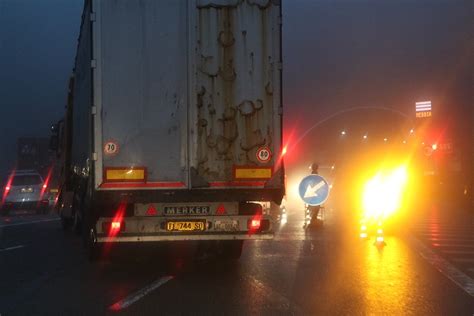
[234, 167, 272, 179]
[105, 167, 146, 182]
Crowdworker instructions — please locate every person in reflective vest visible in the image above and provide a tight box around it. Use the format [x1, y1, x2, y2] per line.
[305, 163, 322, 227]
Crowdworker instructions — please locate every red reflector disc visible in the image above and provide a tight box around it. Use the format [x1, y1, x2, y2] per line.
[216, 204, 226, 215]
[146, 204, 158, 216]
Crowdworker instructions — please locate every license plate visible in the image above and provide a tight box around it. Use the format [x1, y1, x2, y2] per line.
[21, 188, 34, 193]
[166, 221, 206, 232]
[214, 220, 239, 231]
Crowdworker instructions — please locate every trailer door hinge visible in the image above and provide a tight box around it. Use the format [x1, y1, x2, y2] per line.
[91, 60, 97, 69]
[91, 106, 97, 115]
[92, 153, 98, 161]
[90, 12, 96, 22]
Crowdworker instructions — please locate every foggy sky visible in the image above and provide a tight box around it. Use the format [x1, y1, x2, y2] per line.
[0, 0, 471, 174]
[0, 0, 83, 173]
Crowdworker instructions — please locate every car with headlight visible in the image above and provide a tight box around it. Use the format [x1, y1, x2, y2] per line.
[1, 170, 49, 216]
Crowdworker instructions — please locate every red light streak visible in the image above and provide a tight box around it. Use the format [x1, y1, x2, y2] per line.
[1, 170, 15, 207]
[108, 200, 127, 237]
[39, 166, 54, 203]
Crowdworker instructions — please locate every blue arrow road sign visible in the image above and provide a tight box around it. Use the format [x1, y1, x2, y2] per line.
[298, 174, 330, 206]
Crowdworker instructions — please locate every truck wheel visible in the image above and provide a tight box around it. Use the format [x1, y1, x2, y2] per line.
[218, 240, 244, 260]
[82, 203, 102, 261]
[72, 210, 82, 235]
[86, 227, 103, 262]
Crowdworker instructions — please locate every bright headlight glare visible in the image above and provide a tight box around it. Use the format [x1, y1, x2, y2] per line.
[362, 166, 408, 220]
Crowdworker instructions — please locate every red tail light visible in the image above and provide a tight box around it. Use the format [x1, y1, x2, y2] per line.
[103, 200, 127, 236]
[249, 219, 261, 229]
[111, 221, 121, 231]
[102, 221, 125, 235]
[42, 184, 47, 189]
[5, 186, 10, 192]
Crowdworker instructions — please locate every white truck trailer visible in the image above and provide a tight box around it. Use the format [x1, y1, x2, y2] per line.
[55, 0, 284, 260]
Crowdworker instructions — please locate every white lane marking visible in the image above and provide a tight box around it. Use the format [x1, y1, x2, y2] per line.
[443, 250, 474, 255]
[109, 276, 174, 311]
[433, 244, 474, 248]
[0, 218, 59, 228]
[419, 232, 473, 237]
[0, 245, 25, 252]
[426, 237, 474, 242]
[410, 237, 474, 297]
[452, 258, 474, 264]
[412, 225, 474, 232]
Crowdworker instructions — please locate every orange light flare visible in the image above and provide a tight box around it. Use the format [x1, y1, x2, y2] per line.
[1, 170, 16, 206]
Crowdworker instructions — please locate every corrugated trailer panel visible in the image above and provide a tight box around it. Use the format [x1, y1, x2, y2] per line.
[192, 0, 282, 186]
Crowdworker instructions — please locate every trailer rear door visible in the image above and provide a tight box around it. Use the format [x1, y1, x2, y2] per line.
[92, 0, 282, 191]
[189, 0, 283, 189]
[93, 1, 190, 189]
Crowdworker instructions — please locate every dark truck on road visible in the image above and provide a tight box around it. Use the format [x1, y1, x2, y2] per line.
[52, 0, 284, 260]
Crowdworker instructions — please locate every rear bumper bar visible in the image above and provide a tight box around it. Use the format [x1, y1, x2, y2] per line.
[95, 215, 274, 243]
[97, 233, 273, 243]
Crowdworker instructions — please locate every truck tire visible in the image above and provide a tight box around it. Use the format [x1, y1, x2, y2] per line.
[72, 209, 82, 235]
[218, 240, 244, 260]
[85, 226, 103, 262]
[81, 184, 102, 262]
[82, 204, 102, 262]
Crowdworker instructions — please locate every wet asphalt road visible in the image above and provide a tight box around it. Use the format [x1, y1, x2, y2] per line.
[0, 205, 473, 315]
